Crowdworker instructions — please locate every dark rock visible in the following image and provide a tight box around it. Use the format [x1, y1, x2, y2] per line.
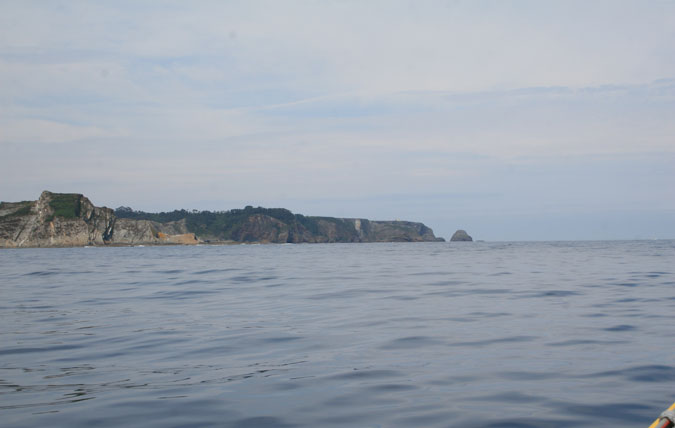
[450, 229, 473, 242]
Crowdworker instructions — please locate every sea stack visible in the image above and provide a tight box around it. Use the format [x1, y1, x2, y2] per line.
[450, 229, 473, 242]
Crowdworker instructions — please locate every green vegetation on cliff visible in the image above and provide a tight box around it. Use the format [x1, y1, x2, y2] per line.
[0, 201, 33, 218]
[48, 193, 82, 220]
[115, 205, 324, 241]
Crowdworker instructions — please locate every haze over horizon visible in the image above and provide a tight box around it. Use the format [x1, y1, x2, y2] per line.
[1, 1, 674, 241]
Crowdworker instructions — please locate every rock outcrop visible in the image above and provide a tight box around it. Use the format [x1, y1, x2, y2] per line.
[0, 191, 198, 248]
[450, 229, 473, 242]
[111, 218, 194, 245]
[223, 216, 445, 244]
[0, 191, 115, 248]
[0, 191, 444, 248]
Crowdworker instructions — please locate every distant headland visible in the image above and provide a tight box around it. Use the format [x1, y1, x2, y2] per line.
[0, 191, 447, 248]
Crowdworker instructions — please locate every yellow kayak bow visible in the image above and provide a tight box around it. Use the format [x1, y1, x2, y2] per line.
[649, 402, 675, 428]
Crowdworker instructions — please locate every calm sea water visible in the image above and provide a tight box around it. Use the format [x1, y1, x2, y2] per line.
[1, 241, 674, 427]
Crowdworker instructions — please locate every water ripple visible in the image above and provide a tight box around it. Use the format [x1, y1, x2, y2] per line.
[1, 240, 673, 428]
[586, 365, 675, 382]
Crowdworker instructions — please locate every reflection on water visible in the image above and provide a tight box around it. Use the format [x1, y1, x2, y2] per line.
[1, 240, 674, 427]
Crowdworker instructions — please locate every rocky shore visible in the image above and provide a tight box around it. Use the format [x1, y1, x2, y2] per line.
[0, 191, 445, 248]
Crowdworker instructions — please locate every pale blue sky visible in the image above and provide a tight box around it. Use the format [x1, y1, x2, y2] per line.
[1, 1, 674, 240]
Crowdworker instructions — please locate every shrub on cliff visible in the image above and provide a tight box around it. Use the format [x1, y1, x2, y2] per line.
[47, 194, 82, 221]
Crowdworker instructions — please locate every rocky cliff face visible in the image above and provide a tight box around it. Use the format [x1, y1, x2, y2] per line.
[0, 191, 115, 247]
[0, 191, 198, 248]
[358, 220, 441, 242]
[111, 218, 195, 245]
[212, 216, 444, 244]
[0, 191, 443, 248]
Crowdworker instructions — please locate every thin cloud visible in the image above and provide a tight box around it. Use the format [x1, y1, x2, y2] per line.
[0, 119, 121, 144]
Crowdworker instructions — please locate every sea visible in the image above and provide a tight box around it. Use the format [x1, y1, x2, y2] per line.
[1, 240, 674, 428]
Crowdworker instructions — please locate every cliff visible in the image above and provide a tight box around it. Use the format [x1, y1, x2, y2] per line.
[0, 191, 198, 248]
[116, 205, 445, 244]
[0, 191, 444, 248]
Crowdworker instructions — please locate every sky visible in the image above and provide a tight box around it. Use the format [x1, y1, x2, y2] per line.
[1, 0, 674, 241]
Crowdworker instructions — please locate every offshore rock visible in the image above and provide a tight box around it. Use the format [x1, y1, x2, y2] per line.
[450, 229, 473, 242]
